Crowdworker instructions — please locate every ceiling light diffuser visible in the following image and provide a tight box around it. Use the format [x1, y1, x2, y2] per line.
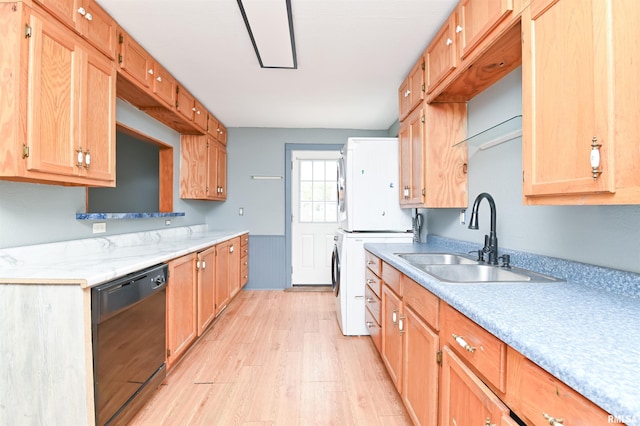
[237, 0, 297, 69]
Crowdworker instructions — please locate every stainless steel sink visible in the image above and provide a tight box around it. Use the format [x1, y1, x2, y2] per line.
[396, 253, 478, 265]
[417, 264, 563, 283]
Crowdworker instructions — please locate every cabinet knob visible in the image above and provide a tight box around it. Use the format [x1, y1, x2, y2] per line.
[85, 13, 92, 21]
[148, 69, 154, 75]
[398, 315, 406, 334]
[192, 107, 197, 112]
[456, 25, 462, 33]
[84, 150, 91, 169]
[230, 245, 234, 253]
[446, 38, 453, 46]
[366, 279, 375, 284]
[366, 297, 373, 303]
[76, 148, 84, 167]
[157, 76, 162, 82]
[392, 309, 398, 325]
[77, 7, 86, 16]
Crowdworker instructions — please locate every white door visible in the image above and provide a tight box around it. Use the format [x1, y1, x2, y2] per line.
[291, 150, 340, 285]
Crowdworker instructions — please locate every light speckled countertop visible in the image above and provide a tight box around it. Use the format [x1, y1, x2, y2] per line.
[365, 236, 640, 425]
[0, 225, 247, 288]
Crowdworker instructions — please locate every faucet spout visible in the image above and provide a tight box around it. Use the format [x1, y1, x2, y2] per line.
[468, 193, 499, 265]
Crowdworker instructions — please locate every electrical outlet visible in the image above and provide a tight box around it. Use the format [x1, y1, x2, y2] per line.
[165, 219, 171, 226]
[239, 207, 244, 216]
[93, 222, 106, 233]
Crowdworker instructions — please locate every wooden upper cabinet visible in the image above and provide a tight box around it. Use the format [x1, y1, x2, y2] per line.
[425, 11, 458, 94]
[399, 106, 425, 207]
[193, 99, 207, 133]
[181, 135, 227, 201]
[176, 85, 195, 121]
[33, 0, 116, 59]
[150, 61, 177, 108]
[0, 3, 116, 187]
[398, 56, 425, 121]
[118, 29, 153, 88]
[522, 0, 640, 205]
[457, 0, 514, 60]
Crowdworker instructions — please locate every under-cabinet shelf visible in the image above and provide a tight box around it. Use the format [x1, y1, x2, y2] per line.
[453, 115, 522, 151]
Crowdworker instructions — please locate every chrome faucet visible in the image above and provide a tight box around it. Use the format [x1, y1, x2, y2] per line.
[468, 192, 499, 265]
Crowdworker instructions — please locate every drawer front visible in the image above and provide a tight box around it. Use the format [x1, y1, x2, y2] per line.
[365, 307, 381, 353]
[365, 268, 382, 299]
[240, 233, 249, 247]
[365, 251, 381, 276]
[365, 284, 381, 325]
[441, 303, 506, 392]
[402, 276, 439, 331]
[382, 262, 403, 297]
[241, 257, 249, 286]
[515, 357, 613, 425]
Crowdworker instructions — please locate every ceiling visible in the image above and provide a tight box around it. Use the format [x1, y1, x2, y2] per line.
[97, 0, 458, 130]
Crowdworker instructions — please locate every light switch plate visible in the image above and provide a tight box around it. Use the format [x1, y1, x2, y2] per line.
[93, 222, 106, 233]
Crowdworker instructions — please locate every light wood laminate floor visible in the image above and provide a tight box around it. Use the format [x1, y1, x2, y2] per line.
[130, 290, 411, 425]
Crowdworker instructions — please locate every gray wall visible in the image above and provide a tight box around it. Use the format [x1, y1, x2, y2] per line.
[204, 127, 388, 236]
[0, 99, 205, 248]
[425, 67, 640, 273]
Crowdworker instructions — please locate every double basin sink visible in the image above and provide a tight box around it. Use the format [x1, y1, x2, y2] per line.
[395, 253, 563, 284]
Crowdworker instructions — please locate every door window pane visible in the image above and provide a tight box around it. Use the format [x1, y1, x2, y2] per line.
[298, 159, 338, 223]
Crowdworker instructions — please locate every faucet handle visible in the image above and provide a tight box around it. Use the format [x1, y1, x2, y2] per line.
[499, 254, 511, 268]
[470, 249, 485, 263]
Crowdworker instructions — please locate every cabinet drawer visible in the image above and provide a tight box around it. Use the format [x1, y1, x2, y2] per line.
[441, 303, 506, 392]
[513, 355, 613, 425]
[365, 268, 382, 299]
[402, 276, 439, 331]
[382, 262, 402, 297]
[365, 307, 381, 353]
[365, 284, 381, 325]
[365, 251, 381, 276]
[240, 233, 249, 247]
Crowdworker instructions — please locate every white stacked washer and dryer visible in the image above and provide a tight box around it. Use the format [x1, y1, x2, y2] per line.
[331, 137, 413, 336]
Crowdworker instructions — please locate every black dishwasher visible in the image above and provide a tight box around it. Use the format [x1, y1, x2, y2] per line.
[91, 263, 168, 426]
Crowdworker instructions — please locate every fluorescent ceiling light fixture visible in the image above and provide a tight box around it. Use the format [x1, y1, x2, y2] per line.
[237, 0, 297, 69]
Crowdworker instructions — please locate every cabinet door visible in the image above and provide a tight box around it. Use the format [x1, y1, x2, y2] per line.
[426, 12, 457, 93]
[180, 135, 208, 199]
[197, 246, 216, 336]
[216, 143, 227, 200]
[399, 106, 425, 207]
[151, 61, 177, 108]
[167, 253, 198, 369]
[381, 284, 403, 392]
[217, 122, 227, 145]
[522, 0, 615, 197]
[193, 99, 207, 133]
[25, 11, 80, 178]
[81, 0, 116, 59]
[206, 138, 219, 199]
[228, 237, 241, 298]
[176, 85, 195, 123]
[458, 0, 514, 60]
[81, 48, 115, 182]
[402, 305, 439, 426]
[399, 57, 425, 121]
[118, 30, 152, 88]
[439, 346, 511, 426]
[215, 240, 231, 316]
[33, 0, 81, 30]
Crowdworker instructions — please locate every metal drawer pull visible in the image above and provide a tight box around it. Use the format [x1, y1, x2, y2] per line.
[366, 279, 375, 284]
[542, 413, 564, 425]
[452, 333, 476, 353]
[392, 309, 398, 325]
[366, 321, 374, 328]
[366, 297, 374, 303]
[398, 316, 405, 334]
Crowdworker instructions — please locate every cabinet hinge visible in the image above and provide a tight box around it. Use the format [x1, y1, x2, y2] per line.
[436, 350, 442, 365]
[118, 33, 123, 44]
[421, 83, 425, 92]
[422, 188, 426, 196]
[421, 61, 425, 70]
[166, 348, 171, 357]
[22, 144, 29, 159]
[24, 24, 32, 38]
[118, 54, 122, 64]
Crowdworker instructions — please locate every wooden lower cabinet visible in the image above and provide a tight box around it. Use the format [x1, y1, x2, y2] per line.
[381, 284, 403, 392]
[403, 304, 439, 426]
[440, 346, 517, 426]
[215, 237, 240, 315]
[196, 246, 216, 336]
[229, 236, 241, 298]
[166, 252, 198, 370]
[240, 233, 249, 287]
